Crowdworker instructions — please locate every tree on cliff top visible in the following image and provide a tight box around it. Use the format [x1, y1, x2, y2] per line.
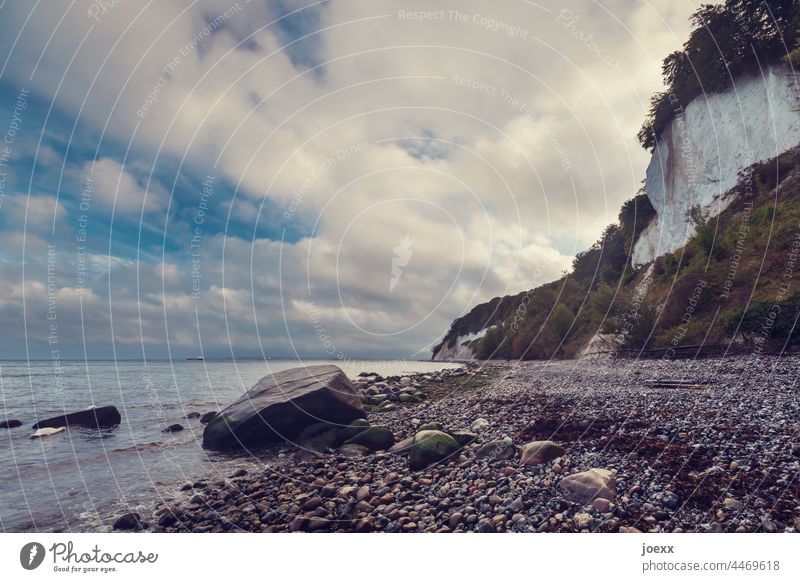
[639, 0, 800, 150]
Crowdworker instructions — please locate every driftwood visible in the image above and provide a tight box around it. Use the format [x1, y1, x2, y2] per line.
[643, 379, 712, 390]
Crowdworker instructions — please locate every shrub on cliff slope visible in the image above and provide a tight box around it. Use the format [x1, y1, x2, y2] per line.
[454, 194, 655, 360]
[615, 146, 800, 353]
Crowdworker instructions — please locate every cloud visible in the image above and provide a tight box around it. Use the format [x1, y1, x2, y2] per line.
[0, 0, 699, 358]
[78, 157, 167, 214]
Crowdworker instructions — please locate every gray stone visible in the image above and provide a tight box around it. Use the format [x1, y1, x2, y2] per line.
[519, 440, 565, 465]
[203, 365, 365, 450]
[558, 468, 617, 504]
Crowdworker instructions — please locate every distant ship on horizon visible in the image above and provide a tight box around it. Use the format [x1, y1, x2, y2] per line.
[185, 355, 204, 361]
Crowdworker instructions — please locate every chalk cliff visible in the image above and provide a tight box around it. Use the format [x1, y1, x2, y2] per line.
[632, 66, 800, 265]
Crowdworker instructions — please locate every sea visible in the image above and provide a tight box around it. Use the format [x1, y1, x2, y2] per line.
[0, 358, 461, 532]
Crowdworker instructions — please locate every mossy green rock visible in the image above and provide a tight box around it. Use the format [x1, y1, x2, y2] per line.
[340, 418, 370, 441]
[418, 422, 444, 432]
[409, 430, 460, 470]
[344, 425, 395, 452]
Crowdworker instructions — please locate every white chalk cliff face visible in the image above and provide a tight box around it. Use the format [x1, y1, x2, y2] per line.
[632, 66, 800, 266]
[432, 328, 489, 361]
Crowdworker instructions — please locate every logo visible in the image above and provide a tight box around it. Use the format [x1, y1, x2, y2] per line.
[20, 542, 46, 570]
[390, 235, 414, 292]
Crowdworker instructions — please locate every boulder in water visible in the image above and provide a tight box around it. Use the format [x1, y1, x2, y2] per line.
[202, 365, 365, 450]
[32, 406, 121, 430]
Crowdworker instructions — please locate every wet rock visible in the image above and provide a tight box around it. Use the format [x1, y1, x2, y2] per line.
[199, 411, 217, 425]
[33, 406, 121, 430]
[157, 512, 179, 527]
[113, 512, 145, 531]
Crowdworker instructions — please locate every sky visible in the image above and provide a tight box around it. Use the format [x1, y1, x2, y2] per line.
[0, 0, 697, 360]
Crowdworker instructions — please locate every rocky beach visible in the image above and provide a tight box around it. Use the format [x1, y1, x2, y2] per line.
[138, 355, 800, 534]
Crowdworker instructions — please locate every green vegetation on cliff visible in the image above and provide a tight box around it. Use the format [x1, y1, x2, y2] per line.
[434, 146, 800, 359]
[638, 0, 799, 150]
[617, 146, 800, 353]
[434, 193, 657, 359]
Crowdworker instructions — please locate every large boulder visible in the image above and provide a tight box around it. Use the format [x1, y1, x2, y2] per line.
[32, 406, 121, 430]
[409, 430, 460, 470]
[203, 365, 365, 450]
[559, 468, 617, 504]
[520, 440, 565, 466]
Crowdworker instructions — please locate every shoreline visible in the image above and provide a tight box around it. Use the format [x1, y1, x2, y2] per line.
[137, 355, 799, 533]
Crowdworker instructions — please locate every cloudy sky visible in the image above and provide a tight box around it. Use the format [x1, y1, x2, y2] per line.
[0, 0, 696, 360]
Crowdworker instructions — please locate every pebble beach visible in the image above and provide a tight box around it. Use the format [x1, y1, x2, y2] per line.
[145, 355, 800, 534]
